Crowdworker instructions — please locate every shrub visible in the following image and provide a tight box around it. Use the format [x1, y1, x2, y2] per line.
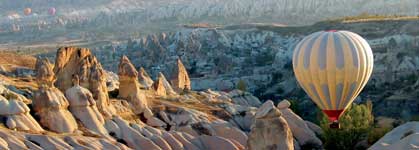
[236, 79, 247, 92]
[320, 101, 374, 150]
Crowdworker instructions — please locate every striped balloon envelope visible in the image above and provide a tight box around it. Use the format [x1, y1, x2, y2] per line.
[292, 30, 373, 126]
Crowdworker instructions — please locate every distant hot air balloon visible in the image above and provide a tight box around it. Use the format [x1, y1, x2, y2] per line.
[24, 8, 32, 16]
[48, 7, 56, 15]
[292, 30, 373, 128]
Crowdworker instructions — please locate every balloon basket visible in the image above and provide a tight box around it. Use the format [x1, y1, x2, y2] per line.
[329, 121, 340, 129]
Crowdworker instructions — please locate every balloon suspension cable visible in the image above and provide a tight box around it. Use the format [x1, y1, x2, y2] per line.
[329, 120, 340, 129]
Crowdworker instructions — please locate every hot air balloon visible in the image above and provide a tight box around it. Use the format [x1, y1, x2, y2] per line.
[24, 8, 32, 16]
[48, 7, 56, 15]
[292, 30, 373, 128]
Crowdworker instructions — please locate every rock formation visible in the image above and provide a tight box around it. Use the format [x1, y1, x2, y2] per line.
[277, 100, 323, 148]
[154, 72, 177, 96]
[0, 85, 43, 132]
[139, 67, 154, 89]
[117, 55, 149, 114]
[117, 56, 166, 128]
[228, 90, 262, 107]
[53, 47, 116, 118]
[0, 128, 131, 150]
[369, 121, 419, 150]
[33, 58, 78, 133]
[65, 75, 108, 136]
[247, 100, 294, 150]
[170, 58, 191, 92]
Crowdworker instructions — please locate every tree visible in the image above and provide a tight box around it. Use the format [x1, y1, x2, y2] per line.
[388, 37, 397, 49]
[320, 101, 374, 150]
[236, 79, 247, 92]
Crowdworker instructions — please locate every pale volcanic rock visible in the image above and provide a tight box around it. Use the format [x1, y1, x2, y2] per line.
[170, 131, 200, 150]
[170, 58, 191, 92]
[139, 67, 154, 89]
[154, 73, 168, 96]
[0, 128, 131, 150]
[33, 57, 78, 133]
[277, 100, 322, 148]
[305, 121, 323, 136]
[0, 85, 43, 132]
[54, 47, 116, 118]
[228, 90, 262, 107]
[63, 136, 132, 150]
[26, 135, 73, 149]
[369, 122, 419, 150]
[248, 100, 294, 150]
[118, 55, 150, 114]
[208, 123, 248, 146]
[192, 135, 240, 150]
[65, 75, 108, 136]
[154, 72, 177, 96]
[108, 117, 161, 150]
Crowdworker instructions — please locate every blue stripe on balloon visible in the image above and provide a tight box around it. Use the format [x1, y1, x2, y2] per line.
[334, 33, 345, 69]
[341, 33, 359, 68]
[335, 83, 343, 109]
[293, 35, 311, 68]
[345, 82, 357, 104]
[318, 33, 329, 70]
[310, 83, 324, 109]
[322, 84, 332, 108]
[303, 33, 322, 69]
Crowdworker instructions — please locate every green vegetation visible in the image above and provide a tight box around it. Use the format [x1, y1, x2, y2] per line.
[236, 79, 247, 92]
[339, 13, 419, 23]
[320, 101, 374, 150]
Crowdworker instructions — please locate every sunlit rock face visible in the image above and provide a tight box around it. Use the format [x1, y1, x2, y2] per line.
[117, 55, 150, 114]
[65, 75, 108, 136]
[33, 58, 78, 133]
[54, 47, 116, 118]
[170, 58, 191, 92]
[0, 84, 44, 133]
[247, 100, 294, 150]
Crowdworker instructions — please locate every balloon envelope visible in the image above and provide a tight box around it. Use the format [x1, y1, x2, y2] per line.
[48, 7, 56, 15]
[292, 30, 373, 121]
[24, 8, 32, 16]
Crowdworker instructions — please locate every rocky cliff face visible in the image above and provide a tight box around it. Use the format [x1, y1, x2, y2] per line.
[54, 47, 116, 118]
[33, 57, 78, 133]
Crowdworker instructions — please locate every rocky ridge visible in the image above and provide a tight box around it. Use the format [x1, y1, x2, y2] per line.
[90, 21, 419, 119]
[0, 47, 326, 149]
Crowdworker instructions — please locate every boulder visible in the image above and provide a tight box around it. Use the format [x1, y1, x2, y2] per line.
[277, 100, 322, 148]
[192, 135, 240, 150]
[170, 58, 191, 92]
[118, 56, 150, 114]
[0, 85, 43, 132]
[277, 100, 291, 109]
[139, 67, 154, 89]
[305, 121, 323, 136]
[208, 123, 248, 146]
[247, 100, 294, 150]
[53, 47, 116, 118]
[369, 122, 419, 150]
[33, 58, 78, 133]
[65, 75, 108, 136]
[228, 90, 261, 107]
[111, 116, 162, 150]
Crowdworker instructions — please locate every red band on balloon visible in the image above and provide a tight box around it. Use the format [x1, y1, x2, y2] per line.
[326, 30, 337, 32]
[323, 110, 344, 121]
